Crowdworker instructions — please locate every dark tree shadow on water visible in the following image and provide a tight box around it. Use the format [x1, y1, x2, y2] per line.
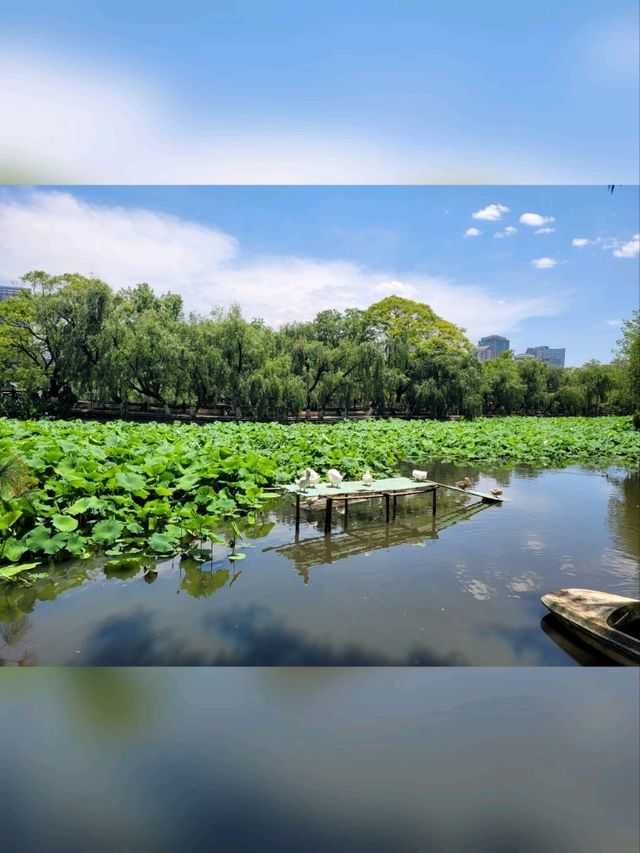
[74, 605, 468, 666]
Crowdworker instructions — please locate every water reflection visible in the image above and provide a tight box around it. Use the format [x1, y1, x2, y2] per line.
[607, 468, 640, 570]
[540, 615, 619, 666]
[269, 492, 490, 583]
[180, 566, 230, 599]
[0, 462, 638, 665]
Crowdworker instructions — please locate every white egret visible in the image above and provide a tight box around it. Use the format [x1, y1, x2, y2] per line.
[327, 469, 344, 488]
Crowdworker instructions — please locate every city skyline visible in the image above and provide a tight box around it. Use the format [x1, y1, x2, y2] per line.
[474, 335, 567, 367]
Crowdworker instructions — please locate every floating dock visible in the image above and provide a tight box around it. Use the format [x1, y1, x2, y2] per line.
[278, 476, 503, 535]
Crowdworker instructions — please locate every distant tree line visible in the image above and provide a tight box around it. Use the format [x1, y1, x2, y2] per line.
[1, 272, 638, 423]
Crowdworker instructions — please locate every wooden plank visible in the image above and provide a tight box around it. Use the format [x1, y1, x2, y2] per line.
[430, 480, 504, 503]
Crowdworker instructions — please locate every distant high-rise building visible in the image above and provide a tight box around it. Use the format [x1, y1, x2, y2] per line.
[525, 346, 565, 368]
[475, 335, 510, 362]
[474, 345, 493, 363]
[0, 285, 24, 302]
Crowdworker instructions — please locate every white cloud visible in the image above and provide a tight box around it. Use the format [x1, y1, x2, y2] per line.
[371, 280, 418, 298]
[571, 238, 591, 247]
[0, 190, 238, 293]
[535, 227, 555, 234]
[531, 257, 558, 269]
[520, 213, 555, 227]
[495, 226, 517, 238]
[606, 319, 622, 326]
[0, 190, 567, 339]
[0, 47, 401, 184]
[471, 204, 510, 221]
[1, 41, 637, 184]
[464, 227, 482, 237]
[612, 234, 640, 259]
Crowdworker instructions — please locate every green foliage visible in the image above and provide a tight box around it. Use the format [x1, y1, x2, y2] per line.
[1, 416, 638, 577]
[2, 272, 635, 419]
[0, 562, 41, 580]
[614, 311, 640, 413]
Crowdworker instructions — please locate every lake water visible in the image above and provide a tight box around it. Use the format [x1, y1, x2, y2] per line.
[1, 461, 638, 665]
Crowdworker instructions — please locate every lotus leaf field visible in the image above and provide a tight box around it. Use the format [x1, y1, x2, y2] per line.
[1, 416, 638, 578]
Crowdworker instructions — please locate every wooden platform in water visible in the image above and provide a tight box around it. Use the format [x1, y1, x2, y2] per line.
[279, 476, 437, 500]
[279, 476, 503, 504]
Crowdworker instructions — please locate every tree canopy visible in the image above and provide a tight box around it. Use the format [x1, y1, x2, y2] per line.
[0, 273, 634, 422]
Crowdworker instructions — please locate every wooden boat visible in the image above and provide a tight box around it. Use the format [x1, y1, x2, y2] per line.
[541, 588, 640, 666]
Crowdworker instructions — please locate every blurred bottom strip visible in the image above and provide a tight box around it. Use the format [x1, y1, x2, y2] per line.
[1, 668, 638, 852]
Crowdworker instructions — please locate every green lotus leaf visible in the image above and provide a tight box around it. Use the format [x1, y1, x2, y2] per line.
[0, 509, 22, 533]
[2, 538, 28, 562]
[104, 545, 124, 556]
[154, 486, 174, 497]
[116, 471, 147, 492]
[147, 532, 177, 553]
[24, 525, 54, 553]
[65, 532, 88, 556]
[67, 496, 108, 515]
[0, 561, 41, 580]
[43, 533, 68, 555]
[175, 473, 200, 491]
[52, 514, 79, 533]
[92, 518, 125, 545]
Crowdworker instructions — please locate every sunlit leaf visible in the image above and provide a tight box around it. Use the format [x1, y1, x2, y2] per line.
[52, 514, 79, 533]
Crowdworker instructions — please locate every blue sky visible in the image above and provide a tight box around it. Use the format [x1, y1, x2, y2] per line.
[1, 1, 638, 182]
[0, 186, 637, 365]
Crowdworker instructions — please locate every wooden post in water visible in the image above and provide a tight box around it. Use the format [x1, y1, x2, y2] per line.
[393, 494, 398, 519]
[385, 493, 390, 523]
[344, 498, 349, 530]
[432, 487, 437, 516]
[295, 493, 301, 536]
[324, 498, 333, 534]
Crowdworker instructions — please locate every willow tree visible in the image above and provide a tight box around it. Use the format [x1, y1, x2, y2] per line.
[100, 284, 189, 411]
[365, 295, 474, 413]
[242, 354, 306, 419]
[408, 338, 482, 418]
[481, 353, 525, 415]
[283, 308, 383, 416]
[0, 271, 112, 406]
[212, 306, 277, 416]
[516, 357, 551, 415]
[184, 318, 230, 414]
[614, 311, 640, 423]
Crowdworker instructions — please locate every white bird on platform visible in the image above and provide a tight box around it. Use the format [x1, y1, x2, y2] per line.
[490, 487, 503, 496]
[412, 469, 429, 482]
[362, 469, 373, 487]
[327, 468, 344, 488]
[296, 468, 312, 491]
[308, 468, 321, 486]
